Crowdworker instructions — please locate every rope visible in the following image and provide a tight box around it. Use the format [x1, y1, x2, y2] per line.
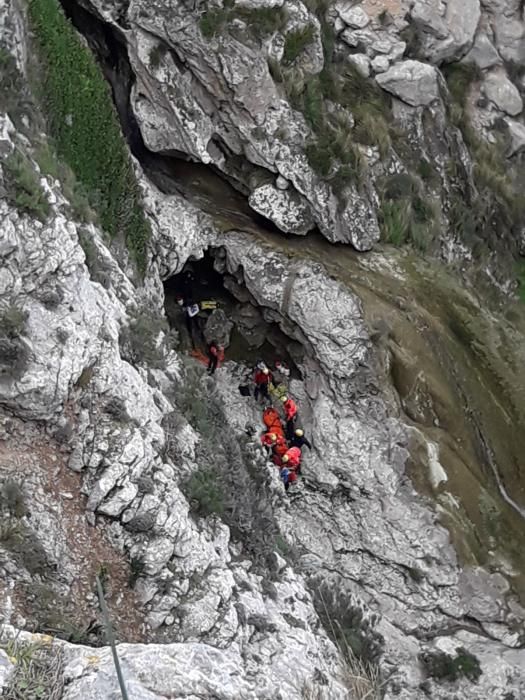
[96, 575, 130, 700]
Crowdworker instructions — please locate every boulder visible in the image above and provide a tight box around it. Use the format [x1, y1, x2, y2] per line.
[334, 2, 370, 29]
[347, 53, 371, 78]
[248, 183, 314, 235]
[371, 55, 390, 73]
[376, 60, 440, 107]
[411, 0, 481, 62]
[483, 72, 523, 116]
[505, 118, 525, 156]
[203, 308, 234, 347]
[494, 16, 525, 63]
[464, 29, 502, 69]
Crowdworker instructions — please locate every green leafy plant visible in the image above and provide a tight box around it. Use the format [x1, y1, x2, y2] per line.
[379, 173, 436, 251]
[28, 0, 150, 274]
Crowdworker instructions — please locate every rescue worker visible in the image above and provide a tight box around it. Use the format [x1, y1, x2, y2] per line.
[181, 268, 195, 304]
[281, 446, 302, 472]
[261, 432, 277, 456]
[281, 395, 298, 439]
[254, 366, 273, 403]
[272, 435, 288, 465]
[184, 302, 200, 346]
[207, 340, 219, 375]
[280, 466, 298, 491]
[290, 428, 312, 451]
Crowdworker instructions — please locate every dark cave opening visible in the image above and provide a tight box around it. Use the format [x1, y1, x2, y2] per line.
[163, 248, 303, 376]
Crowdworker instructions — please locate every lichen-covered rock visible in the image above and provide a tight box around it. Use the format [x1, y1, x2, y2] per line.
[248, 182, 314, 235]
[376, 60, 441, 106]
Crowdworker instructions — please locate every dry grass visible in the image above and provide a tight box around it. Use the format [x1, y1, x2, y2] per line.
[1, 633, 64, 700]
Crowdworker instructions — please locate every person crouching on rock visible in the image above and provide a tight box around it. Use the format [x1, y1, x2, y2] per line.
[290, 428, 312, 451]
[281, 446, 302, 474]
[207, 340, 219, 375]
[261, 431, 277, 455]
[254, 366, 272, 404]
[280, 466, 298, 491]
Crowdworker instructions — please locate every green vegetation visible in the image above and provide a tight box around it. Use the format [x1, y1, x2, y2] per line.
[419, 647, 482, 683]
[119, 308, 176, 368]
[1, 636, 64, 700]
[443, 63, 525, 290]
[282, 24, 316, 65]
[185, 468, 225, 517]
[148, 42, 168, 68]
[0, 305, 29, 379]
[28, 0, 150, 274]
[4, 150, 50, 221]
[200, 3, 288, 40]
[379, 173, 437, 251]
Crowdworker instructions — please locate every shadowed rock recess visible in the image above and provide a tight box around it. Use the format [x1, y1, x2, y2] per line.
[1, 0, 525, 698]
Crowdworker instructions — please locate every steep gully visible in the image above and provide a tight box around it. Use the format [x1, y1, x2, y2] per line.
[61, 0, 525, 600]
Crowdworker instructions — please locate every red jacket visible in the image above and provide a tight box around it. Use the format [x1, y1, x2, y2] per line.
[261, 432, 277, 447]
[283, 398, 297, 421]
[255, 370, 273, 386]
[284, 446, 302, 468]
[273, 437, 288, 457]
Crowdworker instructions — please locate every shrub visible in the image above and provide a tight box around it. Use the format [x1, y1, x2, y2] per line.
[148, 42, 168, 68]
[0, 305, 28, 338]
[0, 479, 26, 518]
[78, 229, 113, 288]
[185, 467, 225, 517]
[353, 109, 391, 158]
[199, 8, 229, 38]
[379, 174, 435, 251]
[419, 647, 482, 683]
[119, 308, 173, 368]
[103, 396, 130, 423]
[233, 6, 288, 35]
[34, 142, 95, 224]
[0, 305, 29, 379]
[28, 0, 150, 275]
[282, 25, 316, 65]
[3, 150, 51, 221]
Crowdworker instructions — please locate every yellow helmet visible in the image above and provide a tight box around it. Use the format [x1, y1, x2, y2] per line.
[295, 429, 304, 437]
[269, 433, 277, 442]
[281, 454, 289, 462]
[263, 368, 269, 375]
[281, 395, 288, 403]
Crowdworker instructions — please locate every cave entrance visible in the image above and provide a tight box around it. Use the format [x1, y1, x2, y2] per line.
[163, 249, 303, 376]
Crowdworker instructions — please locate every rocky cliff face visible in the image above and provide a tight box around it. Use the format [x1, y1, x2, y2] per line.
[1, 0, 525, 699]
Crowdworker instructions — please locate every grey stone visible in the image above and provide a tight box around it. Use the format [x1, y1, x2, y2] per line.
[483, 72, 523, 116]
[464, 29, 502, 69]
[203, 308, 234, 347]
[0, 113, 14, 157]
[371, 55, 390, 73]
[411, 0, 481, 62]
[347, 53, 371, 78]
[506, 117, 525, 156]
[248, 183, 314, 235]
[494, 16, 525, 63]
[335, 2, 370, 29]
[376, 60, 440, 107]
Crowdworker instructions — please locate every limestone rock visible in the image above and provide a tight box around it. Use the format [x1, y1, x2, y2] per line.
[464, 29, 502, 69]
[335, 2, 370, 29]
[0, 113, 14, 157]
[411, 0, 481, 63]
[248, 183, 314, 235]
[506, 117, 525, 155]
[203, 308, 234, 347]
[494, 16, 525, 63]
[372, 55, 390, 73]
[483, 72, 523, 116]
[376, 60, 440, 107]
[347, 53, 371, 78]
